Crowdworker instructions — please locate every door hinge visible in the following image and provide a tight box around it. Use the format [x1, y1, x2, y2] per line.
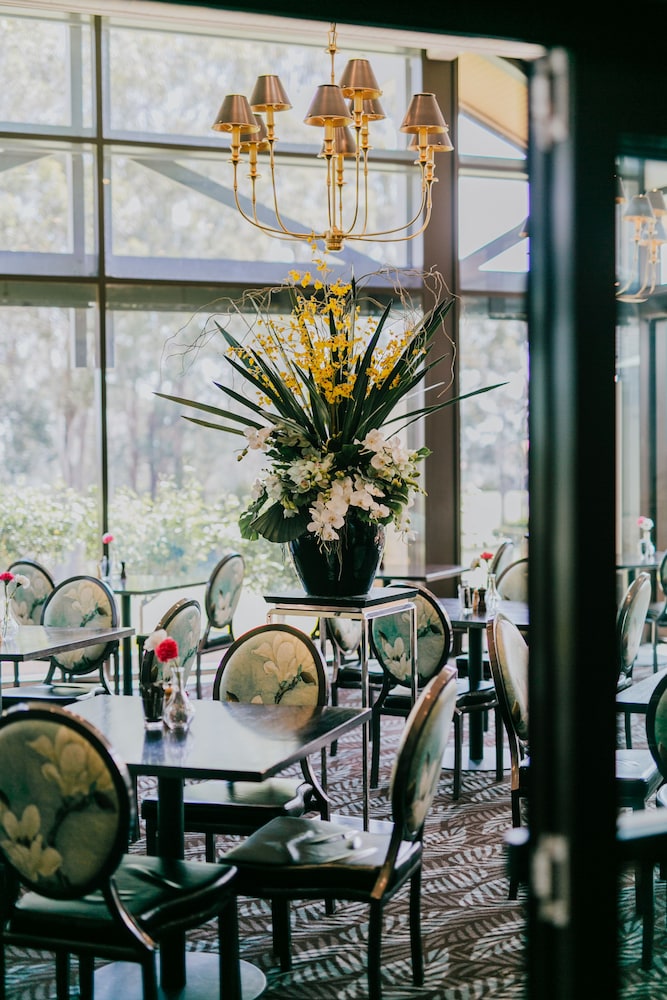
[531, 832, 570, 927]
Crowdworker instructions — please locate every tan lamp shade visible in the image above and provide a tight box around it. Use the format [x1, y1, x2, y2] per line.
[408, 129, 454, 152]
[250, 75, 291, 112]
[320, 125, 357, 157]
[212, 94, 259, 133]
[240, 115, 270, 152]
[339, 59, 382, 100]
[304, 84, 354, 127]
[400, 93, 448, 134]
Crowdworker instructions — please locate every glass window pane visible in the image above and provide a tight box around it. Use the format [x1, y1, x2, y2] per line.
[0, 6, 94, 133]
[458, 174, 528, 291]
[0, 283, 100, 577]
[106, 148, 423, 275]
[0, 139, 97, 275]
[106, 18, 417, 149]
[458, 295, 529, 574]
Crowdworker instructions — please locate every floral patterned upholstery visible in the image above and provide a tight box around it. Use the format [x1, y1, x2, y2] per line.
[492, 612, 529, 745]
[141, 597, 202, 689]
[41, 575, 119, 689]
[215, 624, 325, 707]
[371, 588, 450, 686]
[195, 553, 245, 697]
[8, 559, 55, 625]
[0, 708, 127, 898]
[617, 571, 652, 691]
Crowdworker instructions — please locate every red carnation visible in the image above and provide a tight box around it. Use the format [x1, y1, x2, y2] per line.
[481, 551, 494, 563]
[0, 572, 14, 584]
[155, 637, 179, 663]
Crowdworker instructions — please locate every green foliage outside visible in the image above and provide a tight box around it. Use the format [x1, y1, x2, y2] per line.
[0, 477, 298, 593]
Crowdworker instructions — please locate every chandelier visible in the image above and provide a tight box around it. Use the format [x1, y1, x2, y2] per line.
[616, 177, 667, 302]
[211, 23, 453, 253]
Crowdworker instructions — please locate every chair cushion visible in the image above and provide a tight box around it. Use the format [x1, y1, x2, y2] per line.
[222, 815, 420, 894]
[141, 777, 313, 831]
[9, 855, 238, 943]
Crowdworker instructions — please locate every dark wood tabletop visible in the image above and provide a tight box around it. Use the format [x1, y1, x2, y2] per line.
[71, 695, 371, 783]
[0, 624, 134, 662]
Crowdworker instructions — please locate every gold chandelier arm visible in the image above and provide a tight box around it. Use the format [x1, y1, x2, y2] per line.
[231, 158, 325, 243]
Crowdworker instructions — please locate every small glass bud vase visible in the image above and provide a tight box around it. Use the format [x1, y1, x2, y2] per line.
[486, 572, 499, 608]
[0, 597, 20, 642]
[163, 666, 195, 733]
[639, 527, 655, 561]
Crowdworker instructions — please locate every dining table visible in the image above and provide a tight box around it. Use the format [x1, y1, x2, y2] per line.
[375, 563, 467, 585]
[0, 624, 134, 707]
[69, 694, 372, 1000]
[112, 573, 208, 695]
[438, 597, 530, 769]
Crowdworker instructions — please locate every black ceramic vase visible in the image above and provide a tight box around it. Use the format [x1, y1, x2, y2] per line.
[289, 511, 385, 597]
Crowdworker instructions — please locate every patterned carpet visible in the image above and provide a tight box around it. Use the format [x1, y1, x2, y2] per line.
[4, 649, 667, 999]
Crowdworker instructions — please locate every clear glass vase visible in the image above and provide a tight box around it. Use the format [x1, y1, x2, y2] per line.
[486, 572, 499, 608]
[0, 595, 20, 642]
[163, 666, 195, 732]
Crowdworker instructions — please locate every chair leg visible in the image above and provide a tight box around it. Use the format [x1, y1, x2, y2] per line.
[409, 868, 425, 986]
[452, 712, 462, 801]
[271, 898, 292, 971]
[367, 900, 384, 1000]
[370, 710, 381, 789]
[77, 954, 94, 1000]
[494, 706, 504, 781]
[141, 955, 159, 1000]
[625, 712, 633, 750]
[219, 898, 242, 1000]
[205, 832, 216, 862]
[145, 814, 158, 855]
[56, 952, 71, 1000]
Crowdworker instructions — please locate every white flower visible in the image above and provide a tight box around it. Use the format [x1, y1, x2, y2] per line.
[144, 628, 168, 652]
[243, 426, 273, 450]
[360, 429, 386, 453]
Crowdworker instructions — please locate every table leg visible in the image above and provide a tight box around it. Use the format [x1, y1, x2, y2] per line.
[120, 592, 133, 695]
[467, 628, 485, 761]
[360, 619, 370, 831]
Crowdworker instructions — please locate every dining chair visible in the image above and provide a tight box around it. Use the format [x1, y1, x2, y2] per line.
[194, 552, 245, 698]
[495, 557, 529, 602]
[40, 575, 120, 694]
[0, 702, 241, 1000]
[645, 551, 667, 673]
[488, 611, 661, 904]
[369, 583, 503, 800]
[141, 622, 329, 862]
[616, 572, 654, 748]
[139, 596, 202, 694]
[219, 664, 458, 1000]
[4, 559, 56, 686]
[7, 558, 55, 624]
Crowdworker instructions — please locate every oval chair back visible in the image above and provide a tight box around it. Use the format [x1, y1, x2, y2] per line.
[496, 557, 529, 602]
[617, 571, 652, 692]
[0, 704, 131, 897]
[390, 665, 458, 842]
[489, 540, 515, 579]
[7, 559, 55, 625]
[214, 623, 327, 708]
[647, 669, 667, 779]
[195, 552, 245, 697]
[141, 597, 202, 691]
[371, 583, 452, 690]
[40, 575, 119, 691]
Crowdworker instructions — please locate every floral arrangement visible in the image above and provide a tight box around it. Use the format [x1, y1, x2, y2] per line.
[156, 263, 504, 548]
[143, 629, 178, 686]
[102, 532, 114, 546]
[637, 516, 654, 532]
[0, 570, 29, 636]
